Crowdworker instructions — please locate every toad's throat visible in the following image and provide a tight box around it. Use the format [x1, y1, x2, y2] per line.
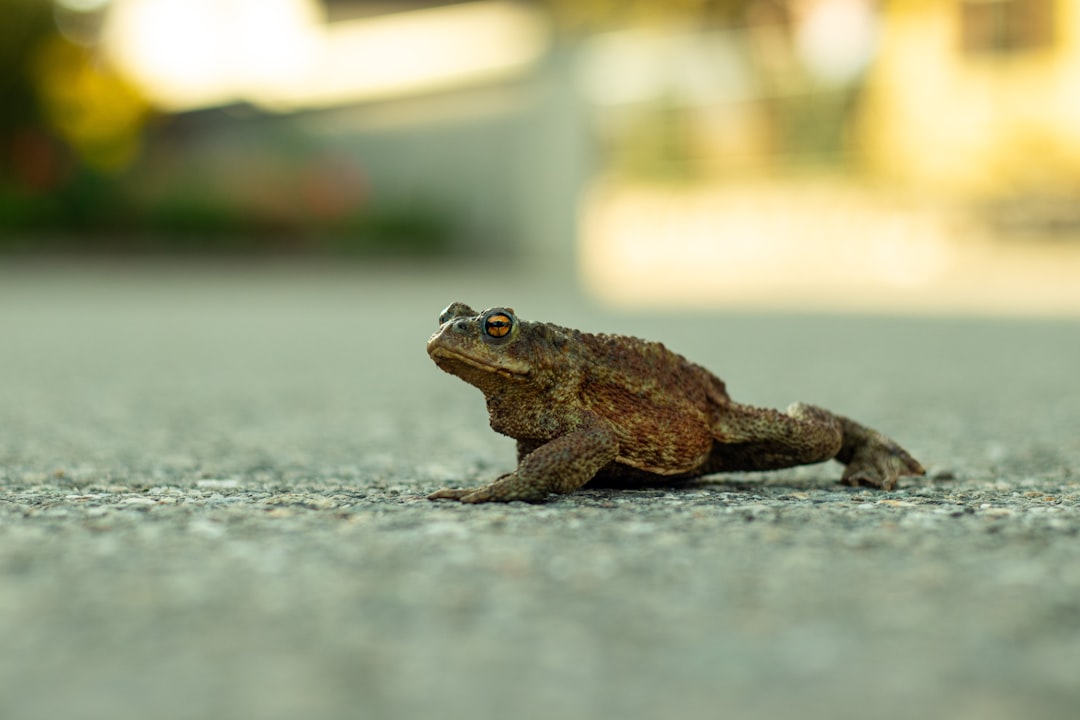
[429, 346, 529, 379]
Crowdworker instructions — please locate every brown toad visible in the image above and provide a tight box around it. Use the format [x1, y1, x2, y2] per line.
[427, 302, 925, 503]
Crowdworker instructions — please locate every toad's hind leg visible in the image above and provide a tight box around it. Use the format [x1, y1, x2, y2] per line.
[711, 402, 924, 490]
[711, 402, 843, 472]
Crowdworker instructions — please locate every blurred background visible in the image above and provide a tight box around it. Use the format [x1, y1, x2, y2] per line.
[2, 0, 1080, 313]
[2, 9, 1079, 719]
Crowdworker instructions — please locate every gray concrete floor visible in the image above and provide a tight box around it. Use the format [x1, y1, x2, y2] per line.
[1, 261, 1078, 720]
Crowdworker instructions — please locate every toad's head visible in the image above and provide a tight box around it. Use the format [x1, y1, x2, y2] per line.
[426, 302, 533, 388]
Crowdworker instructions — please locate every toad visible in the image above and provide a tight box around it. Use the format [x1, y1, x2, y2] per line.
[427, 303, 925, 503]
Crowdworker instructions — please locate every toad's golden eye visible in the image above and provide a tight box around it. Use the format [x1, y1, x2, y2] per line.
[483, 312, 513, 339]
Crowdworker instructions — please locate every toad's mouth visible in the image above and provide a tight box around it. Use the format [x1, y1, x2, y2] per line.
[428, 346, 529, 379]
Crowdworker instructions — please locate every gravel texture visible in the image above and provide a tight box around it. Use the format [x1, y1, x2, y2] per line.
[1, 262, 1078, 720]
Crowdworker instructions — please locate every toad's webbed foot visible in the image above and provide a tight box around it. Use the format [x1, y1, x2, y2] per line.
[838, 431, 925, 490]
[833, 410, 925, 490]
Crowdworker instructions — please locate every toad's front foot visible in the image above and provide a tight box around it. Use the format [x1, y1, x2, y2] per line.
[428, 473, 551, 503]
[839, 434, 925, 491]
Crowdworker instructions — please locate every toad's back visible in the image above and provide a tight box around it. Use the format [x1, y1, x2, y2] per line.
[568, 329, 731, 474]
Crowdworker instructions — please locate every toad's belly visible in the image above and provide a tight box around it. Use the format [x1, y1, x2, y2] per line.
[589, 457, 708, 485]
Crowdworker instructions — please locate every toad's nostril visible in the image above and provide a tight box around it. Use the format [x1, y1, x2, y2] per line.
[455, 321, 467, 331]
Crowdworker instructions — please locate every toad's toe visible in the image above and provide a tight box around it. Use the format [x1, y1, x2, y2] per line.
[428, 487, 477, 501]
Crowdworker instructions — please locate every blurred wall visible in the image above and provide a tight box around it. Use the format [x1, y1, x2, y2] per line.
[297, 45, 590, 263]
[861, 0, 1080, 203]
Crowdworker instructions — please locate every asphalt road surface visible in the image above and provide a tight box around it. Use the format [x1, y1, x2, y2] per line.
[1, 261, 1078, 720]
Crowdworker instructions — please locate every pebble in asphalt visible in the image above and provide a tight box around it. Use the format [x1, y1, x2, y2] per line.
[1, 263, 1078, 720]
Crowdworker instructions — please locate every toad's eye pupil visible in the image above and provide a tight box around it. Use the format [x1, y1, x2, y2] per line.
[484, 314, 512, 338]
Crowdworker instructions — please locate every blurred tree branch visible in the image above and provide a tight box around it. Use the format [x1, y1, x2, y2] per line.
[0, 0, 55, 177]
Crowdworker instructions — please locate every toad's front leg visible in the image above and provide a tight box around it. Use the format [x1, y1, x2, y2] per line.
[428, 423, 618, 503]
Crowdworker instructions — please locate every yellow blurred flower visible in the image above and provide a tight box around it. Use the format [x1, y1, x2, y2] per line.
[32, 34, 148, 172]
